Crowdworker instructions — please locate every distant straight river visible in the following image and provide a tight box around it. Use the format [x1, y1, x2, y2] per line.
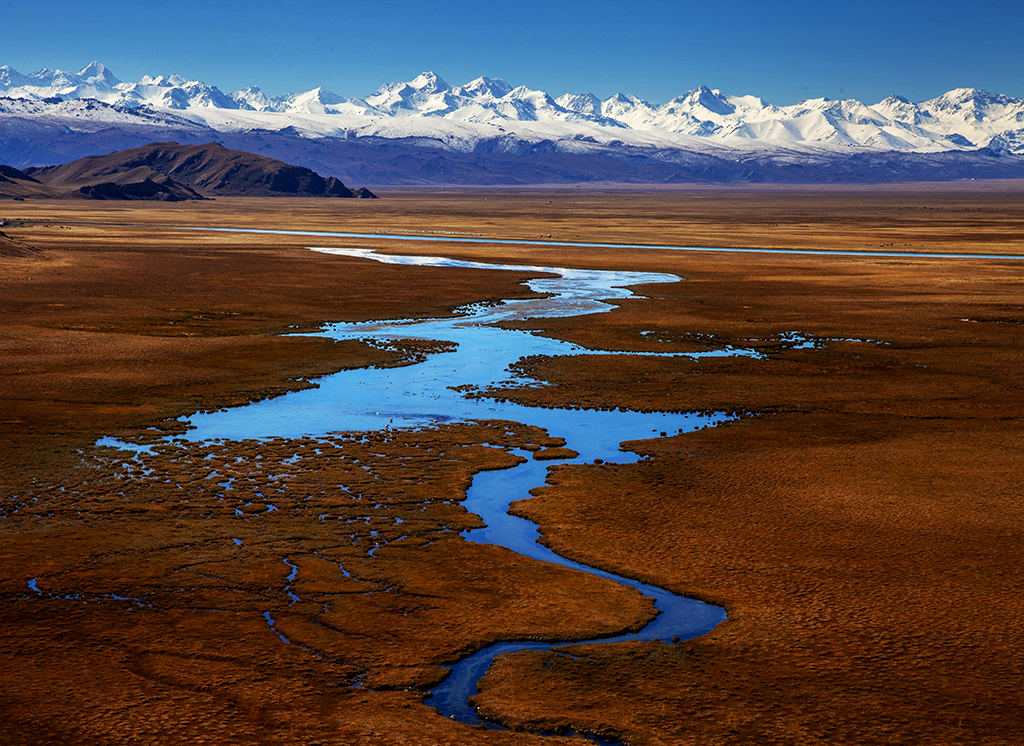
[171, 224, 1024, 261]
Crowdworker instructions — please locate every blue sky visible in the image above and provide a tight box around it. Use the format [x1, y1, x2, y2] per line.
[5, 0, 1022, 104]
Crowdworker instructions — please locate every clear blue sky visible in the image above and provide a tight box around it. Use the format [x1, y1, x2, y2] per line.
[5, 0, 1023, 105]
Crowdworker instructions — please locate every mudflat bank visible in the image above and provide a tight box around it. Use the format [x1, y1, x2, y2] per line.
[1, 186, 1022, 744]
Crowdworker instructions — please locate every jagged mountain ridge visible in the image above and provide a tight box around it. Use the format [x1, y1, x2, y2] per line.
[3, 62, 1024, 184]
[3, 61, 1023, 155]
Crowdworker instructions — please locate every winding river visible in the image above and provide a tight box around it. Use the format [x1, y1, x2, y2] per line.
[175, 245, 759, 733]
[85, 224, 1023, 737]
[104, 220, 1022, 734]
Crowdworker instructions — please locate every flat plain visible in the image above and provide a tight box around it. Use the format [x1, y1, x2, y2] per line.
[1, 182, 1022, 745]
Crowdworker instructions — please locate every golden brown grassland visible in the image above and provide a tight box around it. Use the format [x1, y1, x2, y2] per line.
[1, 183, 1022, 745]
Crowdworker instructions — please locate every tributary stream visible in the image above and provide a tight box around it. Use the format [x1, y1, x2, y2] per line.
[169, 245, 759, 734]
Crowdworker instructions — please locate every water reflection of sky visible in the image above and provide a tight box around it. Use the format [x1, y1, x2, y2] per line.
[179, 247, 746, 734]
[184, 247, 757, 443]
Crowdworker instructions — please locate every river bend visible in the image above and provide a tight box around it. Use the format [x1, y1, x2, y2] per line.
[171, 246, 755, 733]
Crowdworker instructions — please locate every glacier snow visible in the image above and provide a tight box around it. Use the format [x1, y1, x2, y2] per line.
[2, 61, 1024, 159]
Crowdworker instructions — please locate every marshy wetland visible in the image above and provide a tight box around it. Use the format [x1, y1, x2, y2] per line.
[2, 184, 1023, 744]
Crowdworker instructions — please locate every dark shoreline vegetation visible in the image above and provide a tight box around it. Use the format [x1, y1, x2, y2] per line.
[1, 189, 1022, 744]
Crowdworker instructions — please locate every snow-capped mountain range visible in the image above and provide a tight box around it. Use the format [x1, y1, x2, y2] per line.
[3, 62, 1024, 184]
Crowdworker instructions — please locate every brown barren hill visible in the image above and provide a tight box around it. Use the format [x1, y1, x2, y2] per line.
[0, 164, 63, 200]
[25, 141, 377, 199]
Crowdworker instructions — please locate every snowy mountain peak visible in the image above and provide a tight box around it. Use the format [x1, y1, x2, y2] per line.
[0, 65, 31, 88]
[138, 74, 191, 88]
[606, 92, 646, 105]
[927, 88, 985, 111]
[923, 88, 1024, 124]
[934, 87, 995, 105]
[78, 61, 120, 86]
[408, 71, 450, 93]
[506, 84, 545, 100]
[453, 76, 513, 100]
[669, 85, 736, 117]
[231, 86, 271, 111]
[872, 95, 927, 125]
[879, 94, 912, 106]
[308, 87, 344, 104]
[556, 92, 603, 116]
[280, 87, 345, 113]
[363, 72, 462, 116]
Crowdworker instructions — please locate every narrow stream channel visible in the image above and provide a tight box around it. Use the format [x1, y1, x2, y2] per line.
[183, 248, 756, 441]
[170, 246, 756, 735]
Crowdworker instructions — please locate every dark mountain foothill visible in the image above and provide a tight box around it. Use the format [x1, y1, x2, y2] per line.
[77, 176, 207, 202]
[0, 164, 41, 184]
[14, 142, 377, 200]
[0, 163, 61, 200]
